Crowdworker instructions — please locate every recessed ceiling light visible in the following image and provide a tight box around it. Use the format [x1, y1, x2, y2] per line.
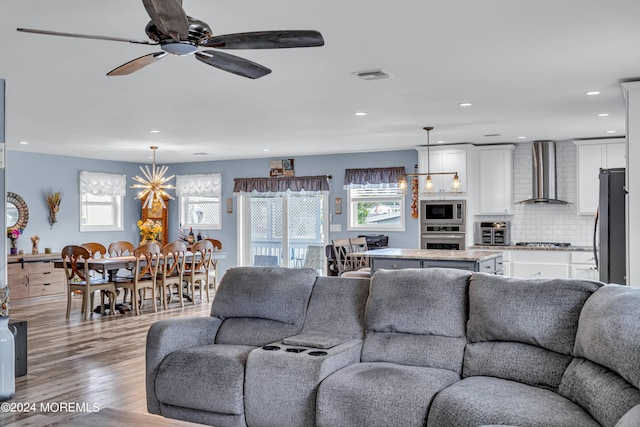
[149, 130, 161, 133]
[598, 113, 609, 117]
[354, 112, 368, 116]
[606, 130, 617, 134]
[459, 102, 473, 107]
[18, 141, 29, 145]
[263, 148, 270, 152]
[517, 136, 527, 139]
[193, 152, 208, 156]
[586, 91, 600, 96]
[436, 140, 445, 144]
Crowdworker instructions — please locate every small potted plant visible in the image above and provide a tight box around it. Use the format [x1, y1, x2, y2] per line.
[7, 229, 21, 255]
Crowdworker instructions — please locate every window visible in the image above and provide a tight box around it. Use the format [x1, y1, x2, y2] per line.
[176, 174, 222, 230]
[79, 171, 125, 231]
[347, 187, 405, 231]
[179, 195, 221, 229]
[343, 166, 406, 231]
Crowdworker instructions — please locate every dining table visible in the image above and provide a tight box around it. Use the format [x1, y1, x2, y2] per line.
[54, 251, 228, 313]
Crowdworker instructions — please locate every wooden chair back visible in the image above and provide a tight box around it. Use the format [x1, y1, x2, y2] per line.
[61, 245, 91, 283]
[205, 238, 222, 250]
[161, 241, 187, 278]
[331, 238, 353, 275]
[188, 239, 214, 273]
[133, 242, 161, 282]
[81, 242, 107, 259]
[108, 241, 135, 257]
[349, 237, 370, 268]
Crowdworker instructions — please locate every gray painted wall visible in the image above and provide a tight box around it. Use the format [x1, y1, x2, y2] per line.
[5, 149, 419, 276]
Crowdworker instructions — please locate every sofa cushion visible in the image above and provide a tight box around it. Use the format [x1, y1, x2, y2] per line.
[467, 273, 602, 355]
[317, 362, 460, 427]
[559, 358, 640, 427]
[211, 267, 317, 324]
[155, 344, 254, 415]
[427, 376, 600, 427]
[574, 285, 640, 390]
[211, 267, 317, 346]
[301, 276, 370, 339]
[362, 268, 471, 373]
[464, 341, 573, 390]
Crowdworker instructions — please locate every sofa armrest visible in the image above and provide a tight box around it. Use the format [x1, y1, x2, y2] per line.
[146, 317, 222, 414]
[245, 338, 363, 426]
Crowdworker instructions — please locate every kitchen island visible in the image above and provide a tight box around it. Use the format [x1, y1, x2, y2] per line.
[363, 248, 504, 274]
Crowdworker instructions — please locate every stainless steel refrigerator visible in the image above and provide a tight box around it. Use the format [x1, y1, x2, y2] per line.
[594, 168, 626, 284]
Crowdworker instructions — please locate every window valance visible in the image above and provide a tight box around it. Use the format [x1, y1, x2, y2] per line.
[343, 166, 406, 189]
[176, 174, 222, 197]
[233, 175, 330, 196]
[79, 171, 126, 196]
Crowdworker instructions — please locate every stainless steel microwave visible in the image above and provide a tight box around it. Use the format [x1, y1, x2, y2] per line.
[420, 200, 466, 226]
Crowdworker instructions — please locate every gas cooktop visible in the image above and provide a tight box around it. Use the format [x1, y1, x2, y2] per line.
[515, 242, 571, 248]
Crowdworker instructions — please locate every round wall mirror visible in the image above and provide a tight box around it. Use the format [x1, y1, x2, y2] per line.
[7, 192, 29, 233]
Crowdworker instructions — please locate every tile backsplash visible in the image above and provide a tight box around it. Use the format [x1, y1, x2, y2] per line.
[477, 141, 595, 247]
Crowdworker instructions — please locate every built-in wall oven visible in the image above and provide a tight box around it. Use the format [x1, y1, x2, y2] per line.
[420, 200, 466, 250]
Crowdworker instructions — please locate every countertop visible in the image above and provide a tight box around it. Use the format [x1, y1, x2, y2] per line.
[471, 245, 593, 252]
[8, 253, 62, 263]
[362, 248, 503, 261]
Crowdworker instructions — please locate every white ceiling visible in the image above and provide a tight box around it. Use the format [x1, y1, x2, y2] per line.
[1, 0, 639, 164]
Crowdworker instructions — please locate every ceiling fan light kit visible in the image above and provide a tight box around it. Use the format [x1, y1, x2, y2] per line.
[17, 0, 324, 79]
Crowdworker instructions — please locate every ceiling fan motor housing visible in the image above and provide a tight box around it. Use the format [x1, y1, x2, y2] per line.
[145, 16, 212, 44]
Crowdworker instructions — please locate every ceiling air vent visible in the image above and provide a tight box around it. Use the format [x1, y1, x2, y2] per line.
[353, 70, 392, 81]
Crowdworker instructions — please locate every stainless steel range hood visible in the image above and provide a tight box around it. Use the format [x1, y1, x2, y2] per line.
[518, 141, 569, 204]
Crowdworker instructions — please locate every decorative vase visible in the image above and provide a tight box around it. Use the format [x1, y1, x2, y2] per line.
[0, 316, 15, 401]
[9, 247, 17, 256]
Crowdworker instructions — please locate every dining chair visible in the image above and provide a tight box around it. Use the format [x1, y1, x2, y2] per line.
[81, 242, 108, 277]
[331, 238, 370, 278]
[80, 241, 111, 309]
[183, 239, 214, 304]
[303, 245, 325, 274]
[107, 240, 136, 304]
[61, 245, 117, 320]
[117, 242, 161, 315]
[205, 238, 222, 293]
[349, 237, 371, 271]
[158, 241, 188, 309]
[205, 238, 222, 251]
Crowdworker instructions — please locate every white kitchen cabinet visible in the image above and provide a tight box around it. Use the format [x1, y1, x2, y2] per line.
[476, 145, 515, 214]
[507, 250, 571, 279]
[417, 145, 473, 196]
[575, 140, 626, 214]
[570, 251, 598, 281]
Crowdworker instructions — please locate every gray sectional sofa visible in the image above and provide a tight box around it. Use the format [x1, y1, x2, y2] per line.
[146, 267, 640, 427]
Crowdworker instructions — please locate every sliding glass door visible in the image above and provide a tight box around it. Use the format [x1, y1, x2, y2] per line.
[240, 193, 328, 271]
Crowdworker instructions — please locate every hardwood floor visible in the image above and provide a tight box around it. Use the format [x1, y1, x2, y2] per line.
[2, 292, 213, 426]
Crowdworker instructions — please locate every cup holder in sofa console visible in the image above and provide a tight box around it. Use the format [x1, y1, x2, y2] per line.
[285, 348, 306, 353]
[262, 345, 281, 351]
[308, 351, 328, 356]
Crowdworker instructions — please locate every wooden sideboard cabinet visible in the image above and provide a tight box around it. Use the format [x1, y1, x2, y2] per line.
[7, 254, 66, 300]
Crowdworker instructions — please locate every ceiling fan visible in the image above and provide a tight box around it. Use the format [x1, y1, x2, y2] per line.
[16, 0, 324, 79]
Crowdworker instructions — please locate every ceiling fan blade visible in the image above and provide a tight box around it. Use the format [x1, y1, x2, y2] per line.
[196, 50, 271, 79]
[202, 30, 324, 49]
[17, 28, 154, 45]
[141, 0, 189, 40]
[107, 52, 168, 76]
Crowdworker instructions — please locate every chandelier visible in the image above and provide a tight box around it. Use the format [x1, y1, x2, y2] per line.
[130, 146, 175, 209]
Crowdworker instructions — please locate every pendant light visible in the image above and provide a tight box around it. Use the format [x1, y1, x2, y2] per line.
[424, 127, 434, 193]
[130, 146, 176, 209]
